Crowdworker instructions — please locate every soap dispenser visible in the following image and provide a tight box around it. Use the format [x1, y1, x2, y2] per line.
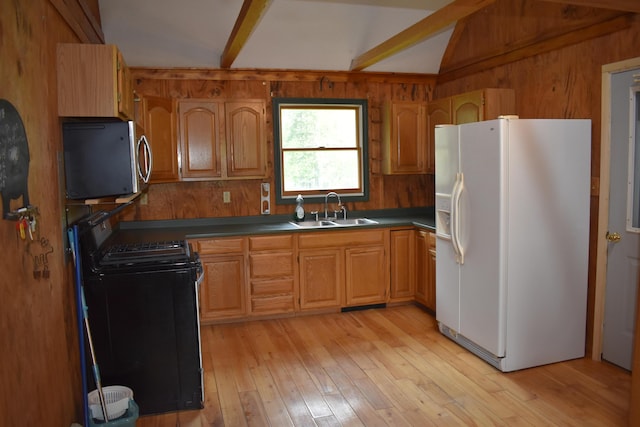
[294, 194, 305, 222]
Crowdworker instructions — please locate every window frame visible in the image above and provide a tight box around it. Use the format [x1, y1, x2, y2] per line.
[272, 97, 369, 205]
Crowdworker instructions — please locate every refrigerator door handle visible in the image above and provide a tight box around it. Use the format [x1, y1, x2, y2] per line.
[450, 173, 461, 263]
[452, 172, 465, 264]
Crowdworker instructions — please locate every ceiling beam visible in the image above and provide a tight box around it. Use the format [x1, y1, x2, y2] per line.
[130, 67, 438, 84]
[220, 0, 272, 68]
[535, 0, 640, 13]
[349, 0, 496, 71]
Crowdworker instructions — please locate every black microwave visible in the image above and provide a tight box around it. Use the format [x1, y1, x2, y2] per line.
[62, 121, 152, 199]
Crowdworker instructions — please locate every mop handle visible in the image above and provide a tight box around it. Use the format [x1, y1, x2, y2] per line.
[81, 284, 109, 422]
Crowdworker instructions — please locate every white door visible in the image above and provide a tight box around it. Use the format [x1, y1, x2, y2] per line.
[602, 68, 640, 370]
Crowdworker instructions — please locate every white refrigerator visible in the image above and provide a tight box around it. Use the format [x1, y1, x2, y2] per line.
[435, 117, 591, 372]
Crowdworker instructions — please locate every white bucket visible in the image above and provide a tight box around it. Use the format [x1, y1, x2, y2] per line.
[87, 385, 134, 421]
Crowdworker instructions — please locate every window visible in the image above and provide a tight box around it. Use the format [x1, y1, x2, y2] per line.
[273, 98, 369, 204]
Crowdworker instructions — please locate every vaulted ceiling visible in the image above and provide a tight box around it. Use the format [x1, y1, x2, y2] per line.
[97, 0, 640, 74]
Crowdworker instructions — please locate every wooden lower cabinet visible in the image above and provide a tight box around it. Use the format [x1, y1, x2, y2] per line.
[191, 226, 432, 322]
[390, 229, 416, 302]
[427, 235, 436, 311]
[415, 230, 436, 311]
[345, 245, 387, 306]
[194, 237, 247, 322]
[299, 248, 343, 310]
[199, 254, 247, 321]
[298, 229, 389, 310]
[248, 234, 297, 315]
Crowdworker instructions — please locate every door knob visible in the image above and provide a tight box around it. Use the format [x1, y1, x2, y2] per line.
[606, 231, 621, 243]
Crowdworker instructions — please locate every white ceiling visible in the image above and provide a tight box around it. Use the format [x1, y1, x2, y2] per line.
[98, 0, 455, 74]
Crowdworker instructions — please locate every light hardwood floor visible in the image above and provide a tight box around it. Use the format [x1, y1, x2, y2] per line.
[137, 305, 630, 426]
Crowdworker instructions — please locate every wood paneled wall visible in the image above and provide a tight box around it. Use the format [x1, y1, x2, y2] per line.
[0, 1, 101, 425]
[125, 73, 436, 221]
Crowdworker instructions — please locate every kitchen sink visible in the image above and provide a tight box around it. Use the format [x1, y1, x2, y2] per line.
[332, 218, 378, 226]
[289, 220, 338, 228]
[289, 218, 378, 228]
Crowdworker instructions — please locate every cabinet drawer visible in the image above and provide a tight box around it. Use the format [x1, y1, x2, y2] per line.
[249, 251, 294, 278]
[251, 295, 295, 314]
[298, 229, 387, 249]
[195, 237, 245, 255]
[249, 234, 293, 251]
[428, 231, 436, 247]
[251, 278, 294, 296]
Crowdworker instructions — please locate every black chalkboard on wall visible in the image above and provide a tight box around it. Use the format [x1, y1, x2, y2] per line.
[0, 99, 30, 219]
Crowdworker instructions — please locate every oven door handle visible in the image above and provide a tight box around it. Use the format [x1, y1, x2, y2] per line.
[195, 255, 204, 288]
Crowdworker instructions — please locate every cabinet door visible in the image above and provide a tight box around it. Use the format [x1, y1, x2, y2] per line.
[415, 230, 429, 307]
[390, 229, 415, 302]
[299, 249, 342, 310]
[452, 88, 515, 125]
[225, 101, 266, 178]
[345, 245, 387, 306]
[427, 98, 452, 174]
[200, 255, 246, 321]
[116, 50, 135, 120]
[382, 102, 427, 174]
[452, 90, 483, 124]
[179, 100, 222, 179]
[57, 43, 133, 119]
[426, 232, 437, 312]
[144, 96, 179, 182]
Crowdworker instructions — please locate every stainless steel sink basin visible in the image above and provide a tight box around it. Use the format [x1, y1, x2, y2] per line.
[332, 218, 379, 226]
[289, 218, 378, 228]
[289, 220, 338, 228]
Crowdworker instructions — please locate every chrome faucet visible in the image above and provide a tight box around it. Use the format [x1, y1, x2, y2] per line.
[324, 191, 341, 220]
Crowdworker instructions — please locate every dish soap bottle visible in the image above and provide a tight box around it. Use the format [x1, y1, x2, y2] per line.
[294, 194, 305, 222]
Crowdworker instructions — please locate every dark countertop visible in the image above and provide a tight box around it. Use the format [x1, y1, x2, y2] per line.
[114, 207, 435, 243]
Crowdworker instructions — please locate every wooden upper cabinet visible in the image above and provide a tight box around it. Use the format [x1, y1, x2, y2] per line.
[426, 98, 452, 174]
[426, 88, 515, 174]
[57, 43, 134, 120]
[225, 101, 267, 178]
[452, 88, 516, 124]
[117, 50, 134, 120]
[382, 101, 427, 175]
[143, 96, 179, 182]
[178, 100, 222, 180]
[174, 99, 266, 181]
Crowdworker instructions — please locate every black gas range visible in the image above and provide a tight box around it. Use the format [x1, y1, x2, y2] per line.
[75, 211, 204, 416]
[77, 211, 195, 272]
